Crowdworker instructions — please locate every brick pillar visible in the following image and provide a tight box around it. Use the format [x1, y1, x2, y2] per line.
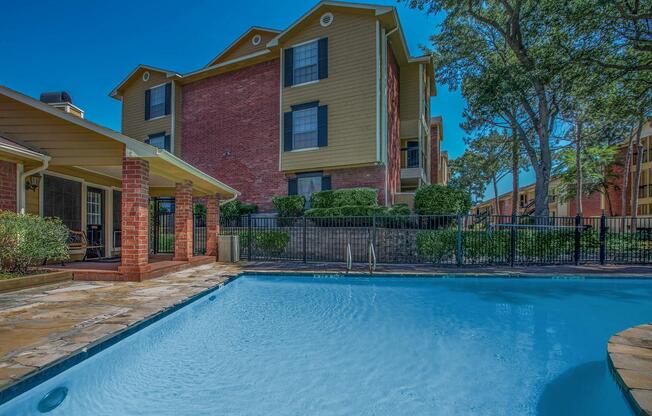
[206, 194, 220, 257]
[118, 157, 150, 280]
[173, 180, 193, 261]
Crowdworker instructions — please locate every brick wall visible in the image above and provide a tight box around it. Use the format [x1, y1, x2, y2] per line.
[181, 59, 285, 212]
[119, 157, 150, 279]
[0, 161, 17, 212]
[430, 123, 441, 184]
[326, 165, 386, 205]
[386, 47, 400, 206]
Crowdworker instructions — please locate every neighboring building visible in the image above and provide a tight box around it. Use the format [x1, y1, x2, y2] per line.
[0, 86, 238, 281]
[110, 1, 448, 212]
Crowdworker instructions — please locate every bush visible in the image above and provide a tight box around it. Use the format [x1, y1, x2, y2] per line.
[416, 229, 457, 262]
[332, 188, 378, 207]
[238, 230, 289, 255]
[221, 200, 258, 221]
[272, 195, 305, 217]
[0, 212, 69, 274]
[387, 204, 411, 216]
[414, 185, 471, 215]
[310, 190, 335, 209]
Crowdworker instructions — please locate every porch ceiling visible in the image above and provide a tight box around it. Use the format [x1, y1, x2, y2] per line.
[0, 86, 239, 198]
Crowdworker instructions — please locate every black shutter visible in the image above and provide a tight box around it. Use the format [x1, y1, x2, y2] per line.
[164, 83, 171, 115]
[164, 135, 171, 152]
[288, 178, 298, 195]
[144, 89, 151, 120]
[317, 105, 328, 147]
[318, 38, 328, 80]
[321, 175, 331, 190]
[284, 111, 293, 151]
[284, 47, 294, 87]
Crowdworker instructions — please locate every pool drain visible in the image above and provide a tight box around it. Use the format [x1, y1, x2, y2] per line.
[37, 386, 68, 413]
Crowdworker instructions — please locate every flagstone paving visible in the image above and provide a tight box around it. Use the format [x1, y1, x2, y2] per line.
[609, 324, 652, 415]
[0, 262, 241, 391]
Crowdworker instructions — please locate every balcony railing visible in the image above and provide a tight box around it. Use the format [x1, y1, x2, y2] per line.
[401, 147, 420, 169]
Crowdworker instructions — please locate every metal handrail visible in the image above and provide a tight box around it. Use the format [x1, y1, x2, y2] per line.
[346, 243, 352, 272]
[368, 241, 376, 274]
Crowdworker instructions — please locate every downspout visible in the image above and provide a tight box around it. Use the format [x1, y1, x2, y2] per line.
[19, 157, 50, 214]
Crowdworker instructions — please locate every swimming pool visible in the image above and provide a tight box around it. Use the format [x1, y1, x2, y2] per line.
[1, 274, 650, 415]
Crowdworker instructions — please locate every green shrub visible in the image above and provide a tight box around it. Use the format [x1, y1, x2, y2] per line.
[415, 229, 457, 261]
[272, 195, 305, 217]
[387, 203, 411, 216]
[221, 200, 258, 221]
[310, 190, 335, 209]
[332, 188, 378, 207]
[0, 212, 69, 274]
[238, 230, 289, 254]
[414, 185, 471, 215]
[305, 206, 388, 218]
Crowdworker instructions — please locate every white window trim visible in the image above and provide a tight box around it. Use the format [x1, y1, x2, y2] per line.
[289, 38, 320, 87]
[289, 147, 319, 153]
[290, 79, 320, 88]
[289, 37, 321, 49]
[147, 83, 168, 120]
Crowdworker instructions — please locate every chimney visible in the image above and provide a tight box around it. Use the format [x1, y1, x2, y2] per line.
[39, 91, 84, 118]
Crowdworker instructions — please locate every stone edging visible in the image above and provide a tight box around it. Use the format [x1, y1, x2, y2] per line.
[608, 324, 652, 415]
[0, 271, 72, 293]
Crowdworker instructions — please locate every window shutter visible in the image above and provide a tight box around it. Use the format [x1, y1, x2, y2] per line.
[321, 175, 331, 191]
[288, 178, 298, 195]
[164, 83, 172, 115]
[164, 135, 171, 152]
[318, 38, 328, 79]
[284, 48, 294, 87]
[144, 89, 151, 120]
[284, 111, 293, 151]
[317, 105, 328, 147]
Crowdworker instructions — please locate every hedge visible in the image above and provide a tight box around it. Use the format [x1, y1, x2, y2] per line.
[414, 185, 471, 215]
[0, 212, 69, 274]
[272, 195, 305, 218]
[237, 230, 290, 255]
[310, 188, 378, 209]
[221, 200, 258, 221]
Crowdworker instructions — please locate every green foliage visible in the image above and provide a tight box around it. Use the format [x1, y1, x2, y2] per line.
[555, 144, 619, 203]
[310, 190, 335, 209]
[414, 185, 471, 215]
[0, 212, 69, 274]
[387, 204, 412, 216]
[220, 200, 258, 220]
[305, 206, 388, 218]
[238, 230, 289, 254]
[331, 188, 378, 207]
[193, 203, 206, 217]
[272, 195, 305, 217]
[416, 229, 457, 261]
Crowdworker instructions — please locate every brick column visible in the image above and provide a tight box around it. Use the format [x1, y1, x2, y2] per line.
[173, 180, 193, 261]
[118, 157, 150, 280]
[205, 194, 220, 257]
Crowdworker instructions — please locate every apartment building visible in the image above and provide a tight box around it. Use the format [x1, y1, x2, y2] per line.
[110, 1, 447, 212]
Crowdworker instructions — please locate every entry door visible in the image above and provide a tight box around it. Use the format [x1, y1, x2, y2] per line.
[86, 187, 105, 258]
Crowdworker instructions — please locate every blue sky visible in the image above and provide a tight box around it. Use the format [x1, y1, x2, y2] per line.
[0, 0, 527, 199]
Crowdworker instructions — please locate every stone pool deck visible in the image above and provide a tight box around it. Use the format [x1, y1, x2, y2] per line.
[0, 262, 240, 393]
[609, 325, 652, 415]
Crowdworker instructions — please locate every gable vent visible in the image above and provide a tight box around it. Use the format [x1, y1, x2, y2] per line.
[252, 34, 262, 45]
[320, 12, 334, 27]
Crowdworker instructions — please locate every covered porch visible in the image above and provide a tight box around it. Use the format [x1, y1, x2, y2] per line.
[0, 86, 239, 281]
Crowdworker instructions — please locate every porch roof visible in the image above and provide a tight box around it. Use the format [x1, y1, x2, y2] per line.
[0, 86, 239, 198]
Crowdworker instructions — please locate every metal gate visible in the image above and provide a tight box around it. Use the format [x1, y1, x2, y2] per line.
[150, 198, 175, 254]
[193, 212, 207, 255]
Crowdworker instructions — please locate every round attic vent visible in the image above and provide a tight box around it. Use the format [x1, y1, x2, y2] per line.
[142, 71, 150, 82]
[320, 12, 334, 27]
[252, 34, 262, 45]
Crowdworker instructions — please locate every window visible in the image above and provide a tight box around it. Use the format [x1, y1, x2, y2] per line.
[87, 190, 103, 226]
[145, 83, 170, 120]
[113, 190, 121, 248]
[146, 132, 170, 151]
[43, 175, 82, 231]
[284, 38, 328, 87]
[292, 107, 318, 149]
[293, 41, 319, 85]
[289, 173, 331, 208]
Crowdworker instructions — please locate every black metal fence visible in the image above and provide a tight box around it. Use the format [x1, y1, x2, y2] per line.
[150, 210, 207, 256]
[193, 213, 207, 255]
[220, 214, 652, 266]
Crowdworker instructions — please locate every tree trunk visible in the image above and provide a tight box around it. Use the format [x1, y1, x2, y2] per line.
[632, 118, 645, 229]
[621, 128, 634, 217]
[493, 174, 500, 215]
[511, 130, 519, 217]
[575, 119, 583, 215]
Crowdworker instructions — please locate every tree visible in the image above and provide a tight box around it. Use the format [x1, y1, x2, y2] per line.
[448, 151, 488, 204]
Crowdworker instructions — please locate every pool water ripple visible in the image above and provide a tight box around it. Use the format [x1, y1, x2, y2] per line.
[1, 275, 651, 415]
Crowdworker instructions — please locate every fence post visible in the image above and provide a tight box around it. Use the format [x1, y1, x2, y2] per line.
[574, 214, 581, 265]
[303, 216, 307, 263]
[510, 213, 517, 267]
[456, 213, 463, 267]
[599, 211, 606, 265]
[247, 214, 252, 261]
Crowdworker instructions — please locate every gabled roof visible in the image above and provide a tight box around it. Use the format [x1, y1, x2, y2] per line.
[266, 1, 393, 47]
[204, 26, 281, 68]
[0, 135, 49, 161]
[109, 64, 181, 99]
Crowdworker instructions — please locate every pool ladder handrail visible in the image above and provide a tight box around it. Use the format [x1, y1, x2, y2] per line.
[368, 241, 376, 274]
[346, 243, 352, 272]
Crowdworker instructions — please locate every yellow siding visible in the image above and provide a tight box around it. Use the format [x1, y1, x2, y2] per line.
[121, 70, 172, 149]
[174, 84, 182, 156]
[399, 63, 419, 131]
[48, 166, 121, 188]
[281, 11, 378, 172]
[25, 189, 39, 215]
[213, 30, 278, 65]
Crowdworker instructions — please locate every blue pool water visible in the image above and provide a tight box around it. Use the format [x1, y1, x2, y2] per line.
[2, 275, 651, 415]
